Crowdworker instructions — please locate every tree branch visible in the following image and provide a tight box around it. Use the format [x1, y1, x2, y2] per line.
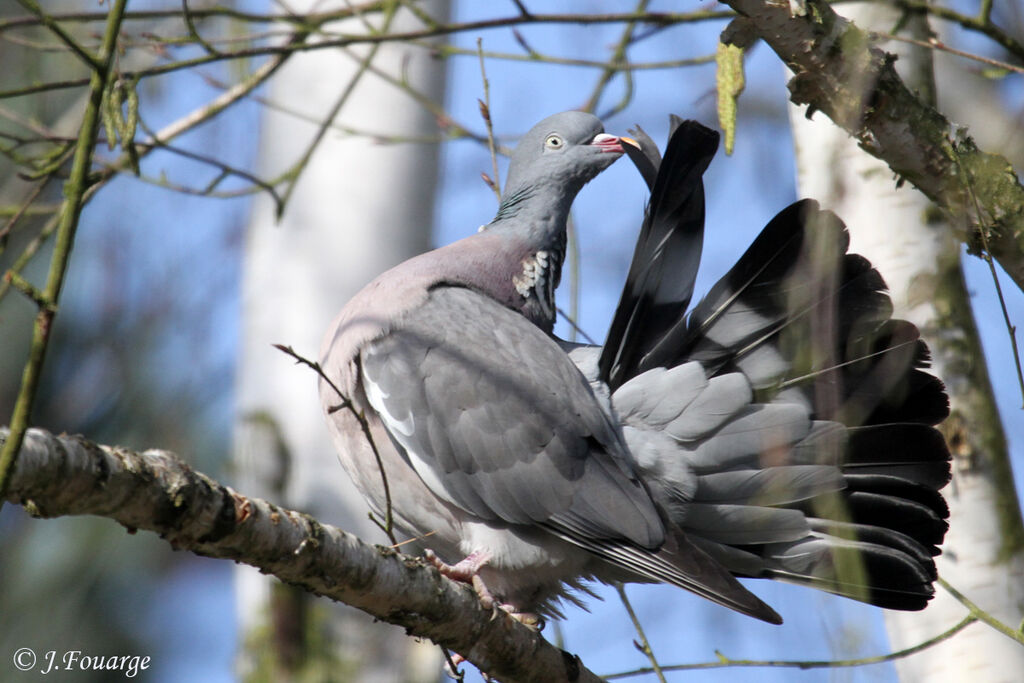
[721, 0, 1024, 293]
[1, 426, 602, 683]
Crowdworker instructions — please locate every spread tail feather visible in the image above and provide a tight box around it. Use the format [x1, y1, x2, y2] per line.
[606, 179, 950, 613]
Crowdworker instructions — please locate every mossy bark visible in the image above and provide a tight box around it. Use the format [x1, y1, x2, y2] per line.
[724, 0, 1024, 293]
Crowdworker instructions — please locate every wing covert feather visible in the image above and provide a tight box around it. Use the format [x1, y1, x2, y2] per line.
[361, 285, 665, 546]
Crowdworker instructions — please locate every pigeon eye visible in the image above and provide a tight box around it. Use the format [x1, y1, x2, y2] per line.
[544, 134, 564, 150]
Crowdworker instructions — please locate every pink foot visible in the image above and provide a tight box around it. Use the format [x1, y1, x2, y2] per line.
[424, 548, 490, 582]
[424, 549, 543, 631]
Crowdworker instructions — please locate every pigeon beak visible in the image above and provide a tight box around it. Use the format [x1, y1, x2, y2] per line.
[590, 132, 626, 154]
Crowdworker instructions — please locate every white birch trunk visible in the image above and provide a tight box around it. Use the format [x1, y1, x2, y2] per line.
[790, 5, 1024, 681]
[233, 3, 448, 679]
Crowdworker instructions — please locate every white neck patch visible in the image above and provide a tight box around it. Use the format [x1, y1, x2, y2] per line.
[512, 250, 550, 298]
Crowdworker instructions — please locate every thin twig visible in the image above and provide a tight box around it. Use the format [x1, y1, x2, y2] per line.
[510, 0, 532, 18]
[427, 41, 716, 70]
[0, 10, 734, 100]
[979, 0, 994, 26]
[181, 0, 221, 56]
[198, 68, 446, 143]
[0, 30, 306, 309]
[0, 7, 730, 35]
[132, 118, 284, 212]
[276, 4, 399, 219]
[0, 178, 49, 252]
[953, 147, 1024, 407]
[565, 213, 582, 344]
[337, 46, 492, 147]
[605, 615, 978, 678]
[614, 583, 667, 683]
[583, 0, 650, 115]
[938, 577, 1024, 644]
[0, 212, 60, 305]
[0, 102, 59, 137]
[477, 37, 502, 203]
[556, 307, 597, 345]
[3, 271, 48, 309]
[0, 3, 385, 32]
[271, 344, 396, 545]
[884, 0, 1024, 62]
[871, 31, 1024, 75]
[13, 0, 102, 71]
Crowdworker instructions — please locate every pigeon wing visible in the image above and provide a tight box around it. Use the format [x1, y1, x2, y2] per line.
[359, 284, 666, 548]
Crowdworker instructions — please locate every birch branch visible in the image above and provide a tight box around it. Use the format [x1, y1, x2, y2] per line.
[721, 0, 1024, 293]
[1, 426, 601, 683]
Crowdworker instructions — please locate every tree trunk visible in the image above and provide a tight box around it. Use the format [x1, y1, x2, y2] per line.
[233, 3, 449, 679]
[790, 5, 1024, 680]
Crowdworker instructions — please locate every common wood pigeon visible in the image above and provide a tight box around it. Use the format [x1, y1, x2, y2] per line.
[318, 111, 950, 627]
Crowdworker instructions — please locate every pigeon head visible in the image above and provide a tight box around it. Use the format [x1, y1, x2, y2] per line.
[477, 111, 630, 331]
[499, 111, 625, 215]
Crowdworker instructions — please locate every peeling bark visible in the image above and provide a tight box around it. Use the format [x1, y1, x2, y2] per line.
[2, 427, 601, 683]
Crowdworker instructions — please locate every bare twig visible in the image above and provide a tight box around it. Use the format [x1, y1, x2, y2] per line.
[565, 213, 582, 344]
[871, 31, 1024, 75]
[129, 118, 284, 211]
[0, 10, 734, 100]
[0, 178, 49, 252]
[13, 0, 102, 71]
[276, 4, 399, 219]
[881, 0, 1024, 62]
[605, 615, 978, 678]
[939, 577, 1024, 644]
[0, 28, 306, 311]
[0, 211, 60, 305]
[477, 38, 502, 203]
[180, 0, 221, 56]
[556, 306, 597, 346]
[583, 0, 650, 116]
[614, 583, 666, 683]
[338, 45, 490, 147]
[271, 344, 395, 545]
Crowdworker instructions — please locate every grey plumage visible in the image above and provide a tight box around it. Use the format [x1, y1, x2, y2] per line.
[361, 286, 661, 543]
[319, 111, 950, 625]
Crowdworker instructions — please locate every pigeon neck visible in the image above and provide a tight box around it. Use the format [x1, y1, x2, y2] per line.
[493, 181, 576, 237]
[487, 182, 575, 333]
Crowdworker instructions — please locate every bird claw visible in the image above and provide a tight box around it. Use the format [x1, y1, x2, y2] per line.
[424, 548, 488, 582]
[424, 550, 542, 630]
[471, 574, 498, 611]
[509, 610, 544, 631]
